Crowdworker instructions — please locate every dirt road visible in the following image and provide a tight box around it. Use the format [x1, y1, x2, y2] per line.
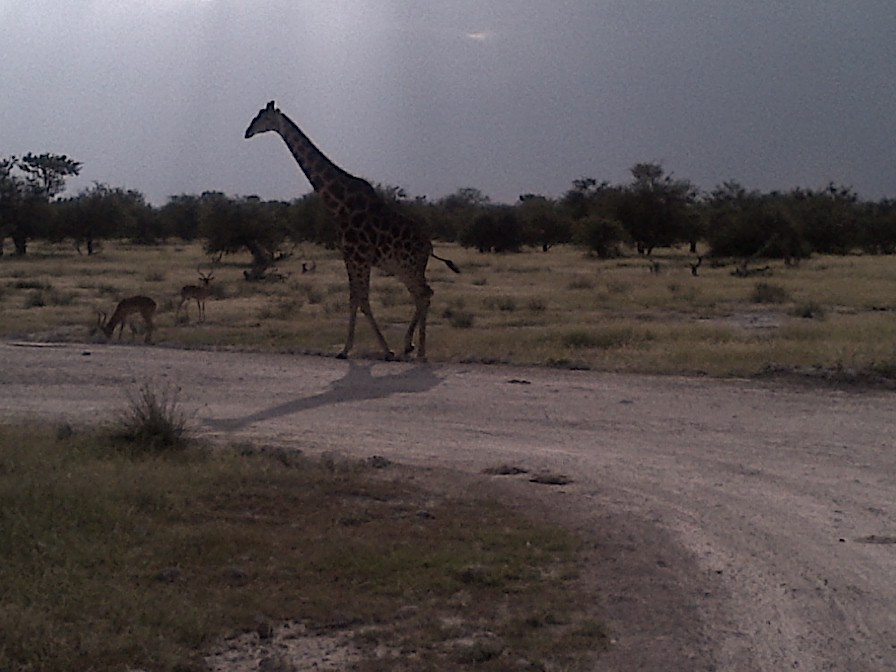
[2, 341, 895, 671]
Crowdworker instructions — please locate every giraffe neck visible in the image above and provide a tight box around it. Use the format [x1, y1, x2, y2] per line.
[273, 111, 357, 194]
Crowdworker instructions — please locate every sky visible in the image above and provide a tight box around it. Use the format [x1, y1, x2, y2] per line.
[1, 1, 894, 206]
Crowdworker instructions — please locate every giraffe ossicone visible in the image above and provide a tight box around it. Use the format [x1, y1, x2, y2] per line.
[245, 101, 460, 360]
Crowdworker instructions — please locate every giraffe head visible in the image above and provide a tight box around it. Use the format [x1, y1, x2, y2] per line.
[244, 101, 280, 139]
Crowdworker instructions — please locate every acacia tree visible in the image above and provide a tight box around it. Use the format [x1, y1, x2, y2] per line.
[53, 183, 136, 254]
[0, 153, 81, 255]
[617, 162, 698, 254]
[704, 181, 806, 262]
[459, 205, 523, 253]
[785, 183, 862, 255]
[158, 194, 202, 241]
[518, 194, 571, 251]
[429, 187, 491, 242]
[199, 193, 290, 279]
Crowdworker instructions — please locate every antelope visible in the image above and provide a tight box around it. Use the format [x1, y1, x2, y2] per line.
[176, 266, 214, 323]
[690, 256, 703, 277]
[97, 296, 156, 343]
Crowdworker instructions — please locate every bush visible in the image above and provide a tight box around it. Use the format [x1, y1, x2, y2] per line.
[750, 282, 790, 304]
[572, 216, 626, 257]
[459, 207, 523, 253]
[560, 327, 640, 350]
[111, 382, 190, 454]
[707, 203, 807, 260]
[791, 301, 825, 319]
[443, 306, 475, 328]
[24, 290, 47, 308]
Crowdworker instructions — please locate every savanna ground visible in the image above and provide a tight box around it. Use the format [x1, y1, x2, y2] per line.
[1, 241, 895, 671]
[1, 239, 895, 379]
[0, 422, 604, 672]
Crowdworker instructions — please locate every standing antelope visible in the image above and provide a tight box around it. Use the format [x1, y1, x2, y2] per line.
[97, 296, 156, 343]
[176, 266, 214, 323]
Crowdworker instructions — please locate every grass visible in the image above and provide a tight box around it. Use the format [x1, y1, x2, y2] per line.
[1, 240, 895, 379]
[750, 281, 791, 304]
[110, 381, 190, 454]
[0, 423, 603, 672]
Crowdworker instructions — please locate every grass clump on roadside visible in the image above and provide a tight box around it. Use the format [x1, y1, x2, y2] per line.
[108, 380, 190, 454]
[0, 424, 604, 672]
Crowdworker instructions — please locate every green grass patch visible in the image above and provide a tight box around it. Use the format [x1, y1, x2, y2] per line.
[560, 326, 650, 350]
[0, 424, 602, 672]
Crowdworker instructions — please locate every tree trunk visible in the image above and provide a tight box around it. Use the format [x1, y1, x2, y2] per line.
[13, 231, 27, 255]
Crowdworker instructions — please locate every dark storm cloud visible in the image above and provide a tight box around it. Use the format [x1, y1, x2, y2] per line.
[2, 1, 893, 204]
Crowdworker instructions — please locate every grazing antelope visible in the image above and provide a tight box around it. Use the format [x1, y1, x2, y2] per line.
[176, 266, 214, 323]
[97, 296, 156, 343]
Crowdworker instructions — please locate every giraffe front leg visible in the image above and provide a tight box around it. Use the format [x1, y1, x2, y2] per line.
[360, 299, 395, 360]
[343, 263, 394, 360]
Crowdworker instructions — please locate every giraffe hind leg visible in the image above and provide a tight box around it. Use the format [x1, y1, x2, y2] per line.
[337, 301, 360, 359]
[404, 287, 432, 359]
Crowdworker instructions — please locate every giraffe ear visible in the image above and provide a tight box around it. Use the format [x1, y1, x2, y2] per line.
[266, 101, 275, 110]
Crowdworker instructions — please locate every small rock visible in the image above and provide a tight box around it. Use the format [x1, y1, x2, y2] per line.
[225, 566, 249, 586]
[154, 566, 183, 583]
[256, 620, 274, 640]
[483, 464, 529, 476]
[366, 455, 391, 469]
[529, 472, 573, 486]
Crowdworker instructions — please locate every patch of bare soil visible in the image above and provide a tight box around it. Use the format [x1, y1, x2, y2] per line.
[205, 620, 363, 672]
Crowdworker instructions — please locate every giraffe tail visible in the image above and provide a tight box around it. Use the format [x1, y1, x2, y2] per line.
[432, 252, 461, 273]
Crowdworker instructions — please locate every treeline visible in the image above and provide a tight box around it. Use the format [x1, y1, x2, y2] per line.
[3, 154, 896, 267]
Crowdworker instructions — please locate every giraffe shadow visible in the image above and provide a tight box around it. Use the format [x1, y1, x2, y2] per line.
[204, 361, 442, 433]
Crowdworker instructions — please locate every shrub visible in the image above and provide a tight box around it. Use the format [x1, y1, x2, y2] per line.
[25, 290, 47, 307]
[484, 296, 517, 312]
[14, 280, 52, 290]
[791, 301, 825, 319]
[750, 282, 790, 304]
[572, 216, 627, 258]
[443, 306, 475, 328]
[567, 277, 594, 290]
[526, 298, 547, 312]
[459, 207, 524, 253]
[110, 382, 190, 454]
[561, 327, 640, 350]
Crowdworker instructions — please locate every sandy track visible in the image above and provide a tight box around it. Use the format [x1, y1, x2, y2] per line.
[2, 341, 895, 671]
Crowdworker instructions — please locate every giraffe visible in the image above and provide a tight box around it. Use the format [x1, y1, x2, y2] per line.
[245, 101, 460, 360]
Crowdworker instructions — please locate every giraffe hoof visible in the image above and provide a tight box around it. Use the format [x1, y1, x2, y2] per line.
[335, 351, 348, 360]
[384, 351, 396, 361]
